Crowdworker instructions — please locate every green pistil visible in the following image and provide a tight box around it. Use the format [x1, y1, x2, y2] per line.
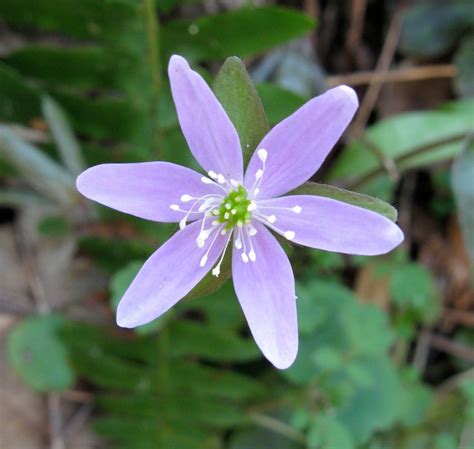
[216, 185, 252, 230]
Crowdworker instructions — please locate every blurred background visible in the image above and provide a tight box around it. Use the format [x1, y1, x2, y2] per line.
[0, 0, 473, 448]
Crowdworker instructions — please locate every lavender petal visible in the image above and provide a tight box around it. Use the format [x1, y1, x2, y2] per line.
[244, 86, 358, 199]
[257, 195, 404, 255]
[232, 222, 298, 369]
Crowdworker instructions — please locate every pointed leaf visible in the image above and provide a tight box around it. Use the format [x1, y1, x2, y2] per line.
[42, 95, 85, 176]
[214, 56, 270, 165]
[289, 182, 398, 222]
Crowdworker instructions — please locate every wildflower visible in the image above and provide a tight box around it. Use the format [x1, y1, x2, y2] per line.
[77, 55, 403, 369]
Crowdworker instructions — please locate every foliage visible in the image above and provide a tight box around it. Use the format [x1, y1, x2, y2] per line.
[1, 1, 473, 448]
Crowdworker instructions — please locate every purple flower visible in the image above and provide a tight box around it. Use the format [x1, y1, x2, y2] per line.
[77, 55, 403, 369]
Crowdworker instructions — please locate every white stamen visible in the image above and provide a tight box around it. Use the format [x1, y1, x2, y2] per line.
[179, 218, 187, 230]
[201, 176, 214, 184]
[257, 148, 268, 162]
[200, 254, 208, 267]
[230, 179, 239, 188]
[235, 236, 242, 250]
[293, 205, 302, 214]
[247, 201, 257, 212]
[217, 174, 226, 184]
[196, 236, 206, 248]
[221, 229, 227, 235]
[180, 194, 193, 202]
[255, 169, 263, 180]
[170, 204, 180, 211]
[241, 253, 249, 263]
[249, 250, 256, 261]
[284, 231, 295, 240]
[208, 171, 218, 179]
[254, 188, 260, 196]
[224, 212, 230, 220]
[248, 225, 258, 236]
[212, 231, 233, 277]
[267, 215, 276, 224]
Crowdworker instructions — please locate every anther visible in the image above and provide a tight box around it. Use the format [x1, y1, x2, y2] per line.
[208, 171, 218, 179]
[179, 218, 187, 230]
[201, 176, 213, 184]
[212, 266, 220, 276]
[235, 237, 242, 249]
[267, 215, 276, 224]
[217, 174, 226, 184]
[200, 254, 208, 267]
[293, 206, 302, 214]
[170, 204, 180, 211]
[255, 169, 263, 180]
[284, 231, 295, 240]
[257, 148, 268, 162]
[180, 194, 193, 202]
[247, 202, 257, 212]
[241, 253, 249, 263]
[249, 250, 256, 262]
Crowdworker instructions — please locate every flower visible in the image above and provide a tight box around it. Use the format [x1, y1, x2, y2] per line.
[77, 55, 403, 369]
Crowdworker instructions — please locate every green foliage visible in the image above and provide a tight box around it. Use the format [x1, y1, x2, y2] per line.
[7, 314, 76, 391]
[290, 182, 398, 222]
[256, 83, 306, 125]
[162, 6, 315, 62]
[283, 279, 435, 446]
[214, 57, 270, 165]
[400, 0, 474, 58]
[0, 0, 161, 155]
[328, 99, 474, 191]
[452, 134, 474, 267]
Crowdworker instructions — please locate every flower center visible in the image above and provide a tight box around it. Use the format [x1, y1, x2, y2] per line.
[215, 185, 252, 230]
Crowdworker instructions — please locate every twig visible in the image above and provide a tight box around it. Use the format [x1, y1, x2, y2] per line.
[443, 308, 474, 327]
[359, 134, 400, 182]
[352, 8, 404, 135]
[346, 0, 368, 54]
[429, 334, 474, 363]
[437, 367, 474, 397]
[349, 133, 467, 189]
[249, 412, 306, 444]
[48, 394, 66, 449]
[327, 64, 457, 87]
[412, 328, 432, 374]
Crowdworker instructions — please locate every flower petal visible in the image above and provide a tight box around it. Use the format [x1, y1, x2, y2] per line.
[244, 86, 358, 198]
[232, 222, 297, 369]
[257, 195, 404, 255]
[77, 162, 222, 222]
[117, 220, 227, 328]
[169, 55, 243, 181]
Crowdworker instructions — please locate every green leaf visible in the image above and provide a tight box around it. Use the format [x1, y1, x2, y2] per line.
[0, 126, 77, 205]
[162, 6, 315, 62]
[454, 36, 474, 98]
[336, 357, 402, 444]
[214, 57, 269, 165]
[289, 182, 398, 222]
[42, 95, 85, 176]
[328, 99, 474, 188]
[169, 321, 260, 362]
[181, 248, 232, 301]
[256, 83, 306, 125]
[400, 0, 474, 58]
[7, 314, 75, 391]
[452, 134, 474, 267]
[389, 262, 440, 323]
